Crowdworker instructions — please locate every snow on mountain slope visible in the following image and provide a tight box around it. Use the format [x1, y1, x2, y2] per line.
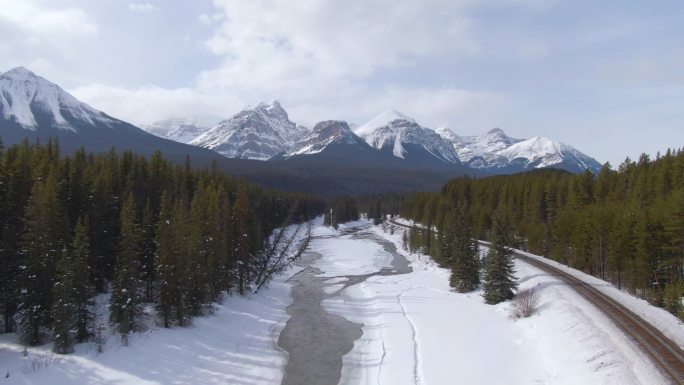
[354, 109, 416, 137]
[500, 136, 602, 173]
[283, 120, 367, 157]
[0, 67, 226, 162]
[144, 116, 222, 144]
[355, 110, 460, 165]
[438, 127, 601, 173]
[0, 66, 116, 132]
[190, 100, 308, 160]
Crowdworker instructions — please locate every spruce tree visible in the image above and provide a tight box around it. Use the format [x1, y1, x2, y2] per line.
[234, 187, 252, 295]
[18, 172, 64, 345]
[449, 207, 481, 292]
[52, 246, 76, 354]
[71, 217, 94, 342]
[186, 186, 208, 316]
[156, 193, 183, 327]
[140, 200, 156, 302]
[482, 214, 518, 304]
[110, 194, 142, 345]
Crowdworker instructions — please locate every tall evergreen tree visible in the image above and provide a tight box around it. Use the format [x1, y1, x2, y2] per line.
[448, 207, 481, 292]
[52, 246, 76, 354]
[186, 186, 209, 316]
[234, 187, 252, 295]
[155, 193, 184, 327]
[482, 215, 518, 304]
[140, 199, 156, 302]
[18, 171, 64, 345]
[110, 194, 143, 344]
[71, 217, 94, 342]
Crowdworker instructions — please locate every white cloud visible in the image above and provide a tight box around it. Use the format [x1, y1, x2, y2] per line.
[203, 0, 478, 83]
[197, 14, 212, 25]
[67, 0, 510, 130]
[69, 83, 240, 126]
[128, 3, 156, 13]
[0, 1, 98, 36]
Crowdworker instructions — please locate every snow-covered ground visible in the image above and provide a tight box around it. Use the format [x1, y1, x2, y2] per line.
[0, 218, 674, 384]
[0, 220, 315, 385]
[511, 245, 684, 351]
[0, 269, 297, 384]
[318, 220, 668, 385]
[394, 216, 684, 351]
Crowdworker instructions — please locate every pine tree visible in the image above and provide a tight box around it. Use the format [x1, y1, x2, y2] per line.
[52, 246, 76, 354]
[110, 194, 142, 345]
[140, 200, 156, 302]
[186, 186, 209, 316]
[18, 171, 64, 345]
[234, 187, 252, 295]
[448, 207, 481, 292]
[71, 217, 94, 342]
[155, 193, 183, 327]
[482, 214, 518, 304]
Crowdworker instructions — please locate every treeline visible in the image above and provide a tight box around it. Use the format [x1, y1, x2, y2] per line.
[0, 139, 324, 351]
[323, 196, 360, 228]
[323, 193, 406, 228]
[403, 149, 684, 317]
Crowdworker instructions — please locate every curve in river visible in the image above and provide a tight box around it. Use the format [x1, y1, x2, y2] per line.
[277, 224, 411, 385]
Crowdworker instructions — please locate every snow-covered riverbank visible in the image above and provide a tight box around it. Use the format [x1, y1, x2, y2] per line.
[0, 218, 670, 384]
[320, 220, 667, 385]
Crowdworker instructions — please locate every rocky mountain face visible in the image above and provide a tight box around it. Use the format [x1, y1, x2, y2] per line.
[190, 100, 308, 160]
[281, 120, 368, 158]
[354, 110, 461, 167]
[437, 127, 602, 174]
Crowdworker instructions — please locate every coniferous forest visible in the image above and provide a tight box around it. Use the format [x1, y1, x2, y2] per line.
[402, 150, 684, 318]
[0, 139, 324, 351]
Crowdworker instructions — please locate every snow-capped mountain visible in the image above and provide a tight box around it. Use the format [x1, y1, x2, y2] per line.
[0, 66, 120, 132]
[144, 115, 222, 144]
[281, 120, 368, 158]
[354, 110, 461, 166]
[190, 100, 308, 160]
[0, 67, 222, 161]
[437, 127, 602, 174]
[498, 136, 602, 174]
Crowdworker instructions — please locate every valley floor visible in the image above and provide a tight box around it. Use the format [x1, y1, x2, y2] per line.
[0, 218, 678, 384]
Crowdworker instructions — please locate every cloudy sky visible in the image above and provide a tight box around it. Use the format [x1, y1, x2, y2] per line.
[1, 0, 683, 166]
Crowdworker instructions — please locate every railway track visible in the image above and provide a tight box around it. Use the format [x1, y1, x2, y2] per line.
[388, 218, 684, 384]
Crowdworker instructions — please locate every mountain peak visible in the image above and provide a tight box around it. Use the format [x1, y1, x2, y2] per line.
[191, 100, 307, 160]
[283, 120, 366, 158]
[258, 99, 281, 108]
[355, 109, 416, 136]
[487, 127, 505, 135]
[0, 66, 107, 131]
[2, 66, 37, 78]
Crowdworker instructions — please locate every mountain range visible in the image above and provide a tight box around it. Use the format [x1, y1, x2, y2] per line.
[0, 67, 603, 195]
[155, 100, 601, 174]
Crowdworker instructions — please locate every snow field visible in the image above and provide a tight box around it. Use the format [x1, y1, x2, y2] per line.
[0, 220, 316, 385]
[0, 217, 675, 385]
[0, 267, 299, 384]
[310, 236, 393, 278]
[315, 220, 669, 385]
[512, 246, 684, 351]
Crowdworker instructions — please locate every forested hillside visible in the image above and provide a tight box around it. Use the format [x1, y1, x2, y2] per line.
[0, 138, 323, 351]
[403, 150, 684, 318]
